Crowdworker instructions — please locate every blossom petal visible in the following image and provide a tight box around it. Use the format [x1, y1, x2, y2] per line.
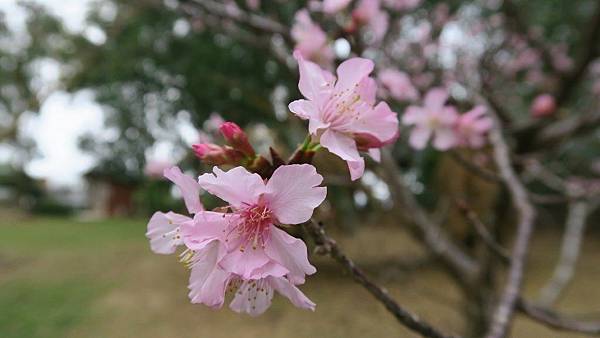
[188, 241, 231, 308]
[164, 166, 203, 214]
[268, 277, 316, 311]
[423, 87, 448, 108]
[348, 158, 366, 181]
[181, 211, 235, 251]
[219, 245, 271, 280]
[289, 99, 330, 134]
[264, 164, 326, 225]
[335, 57, 374, 94]
[146, 211, 191, 254]
[350, 101, 399, 143]
[368, 148, 381, 162]
[409, 127, 432, 150]
[229, 279, 274, 316]
[264, 226, 317, 284]
[198, 166, 265, 208]
[433, 128, 457, 150]
[402, 106, 426, 125]
[294, 51, 333, 102]
[358, 77, 377, 106]
[288, 99, 318, 120]
[320, 129, 361, 161]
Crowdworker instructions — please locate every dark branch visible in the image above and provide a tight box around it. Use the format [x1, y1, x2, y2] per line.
[304, 219, 462, 338]
[518, 300, 600, 335]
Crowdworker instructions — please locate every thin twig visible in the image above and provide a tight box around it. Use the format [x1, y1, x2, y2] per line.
[456, 199, 600, 335]
[304, 219, 462, 338]
[180, 0, 290, 37]
[449, 150, 501, 183]
[518, 300, 600, 335]
[486, 112, 537, 338]
[456, 200, 510, 263]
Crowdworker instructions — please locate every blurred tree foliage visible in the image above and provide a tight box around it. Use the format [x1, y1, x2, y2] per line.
[57, 0, 301, 180]
[0, 2, 68, 157]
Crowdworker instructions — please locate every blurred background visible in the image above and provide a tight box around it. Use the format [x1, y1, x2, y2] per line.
[0, 0, 599, 337]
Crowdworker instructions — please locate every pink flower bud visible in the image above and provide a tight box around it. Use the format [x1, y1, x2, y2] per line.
[531, 94, 556, 118]
[219, 122, 256, 158]
[192, 143, 230, 165]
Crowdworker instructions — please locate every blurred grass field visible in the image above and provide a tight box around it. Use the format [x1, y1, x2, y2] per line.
[1, 216, 599, 338]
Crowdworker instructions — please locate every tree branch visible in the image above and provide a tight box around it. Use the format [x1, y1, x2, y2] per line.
[486, 112, 537, 338]
[380, 149, 479, 279]
[456, 200, 510, 263]
[517, 300, 600, 335]
[537, 200, 591, 306]
[554, 2, 600, 106]
[304, 219, 462, 338]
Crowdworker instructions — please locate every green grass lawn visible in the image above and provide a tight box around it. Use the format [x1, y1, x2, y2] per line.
[1, 216, 599, 338]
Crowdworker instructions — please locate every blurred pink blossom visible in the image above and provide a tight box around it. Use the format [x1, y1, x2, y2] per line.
[403, 88, 458, 150]
[144, 160, 173, 179]
[323, 0, 352, 14]
[203, 112, 226, 133]
[531, 94, 556, 118]
[455, 106, 493, 149]
[378, 69, 419, 102]
[291, 10, 334, 67]
[288, 52, 399, 180]
[551, 44, 573, 72]
[352, 0, 389, 42]
[383, 0, 422, 11]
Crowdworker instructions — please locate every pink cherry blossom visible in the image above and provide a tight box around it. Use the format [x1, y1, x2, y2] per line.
[378, 69, 419, 102]
[531, 94, 556, 118]
[402, 88, 458, 150]
[288, 52, 399, 180]
[455, 106, 493, 149]
[323, 0, 352, 14]
[145, 166, 203, 254]
[352, 0, 389, 42]
[185, 164, 326, 282]
[291, 10, 334, 67]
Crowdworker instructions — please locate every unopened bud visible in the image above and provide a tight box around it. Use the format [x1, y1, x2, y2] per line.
[531, 94, 556, 118]
[219, 122, 255, 158]
[192, 143, 229, 165]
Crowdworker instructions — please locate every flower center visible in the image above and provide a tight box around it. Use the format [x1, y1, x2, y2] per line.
[322, 84, 366, 127]
[235, 203, 273, 251]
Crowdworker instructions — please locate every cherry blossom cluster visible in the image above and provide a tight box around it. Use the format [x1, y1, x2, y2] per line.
[145, 2, 498, 316]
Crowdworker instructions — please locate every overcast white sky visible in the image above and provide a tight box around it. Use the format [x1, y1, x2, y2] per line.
[1, 0, 104, 187]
